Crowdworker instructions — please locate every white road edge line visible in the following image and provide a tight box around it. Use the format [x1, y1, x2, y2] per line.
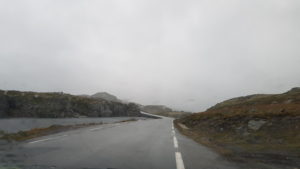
[90, 123, 122, 131]
[90, 127, 102, 131]
[173, 136, 178, 148]
[29, 138, 52, 144]
[175, 152, 185, 169]
[28, 135, 68, 144]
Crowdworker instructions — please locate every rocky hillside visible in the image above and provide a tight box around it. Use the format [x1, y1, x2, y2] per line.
[142, 105, 172, 114]
[90, 92, 120, 102]
[0, 90, 141, 118]
[175, 88, 300, 168]
[142, 105, 190, 118]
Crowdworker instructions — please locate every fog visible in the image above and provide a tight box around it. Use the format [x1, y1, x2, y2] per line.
[0, 0, 299, 112]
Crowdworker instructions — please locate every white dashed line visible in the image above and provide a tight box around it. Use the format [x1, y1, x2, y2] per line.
[28, 135, 68, 144]
[173, 136, 178, 148]
[172, 122, 185, 169]
[175, 152, 185, 169]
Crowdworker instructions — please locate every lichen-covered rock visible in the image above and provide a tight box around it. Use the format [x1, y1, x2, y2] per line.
[248, 119, 267, 130]
[0, 90, 141, 118]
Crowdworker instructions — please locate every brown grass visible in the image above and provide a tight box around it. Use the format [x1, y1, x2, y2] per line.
[0, 123, 100, 141]
[1, 119, 138, 142]
[175, 88, 300, 166]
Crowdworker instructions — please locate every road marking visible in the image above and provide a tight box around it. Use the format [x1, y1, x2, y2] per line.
[90, 123, 122, 131]
[175, 152, 185, 169]
[172, 122, 186, 169]
[28, 135, 68, 144]
[173, 136, 178, 148]
[89, 127, 103, 131]
[29, 138, 53, 144]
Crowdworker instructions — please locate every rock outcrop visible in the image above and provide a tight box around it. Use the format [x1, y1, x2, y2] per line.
[247, 119, 267, 131]
[91, 92, 120, 102]
[141, 105, 173, 114]
[141, 105, 190, 118]
[0, 90, 141, 118]
[176, 87, 300, 167]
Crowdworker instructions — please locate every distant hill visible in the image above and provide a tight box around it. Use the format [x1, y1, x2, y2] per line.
[91, 92, 120, 102]
[141, 105, 190, 118]
[142, 105, 172, 114]
[0, 90, 141, 118]
[175, 87, 300, 167]
[83, 92, 191, 118]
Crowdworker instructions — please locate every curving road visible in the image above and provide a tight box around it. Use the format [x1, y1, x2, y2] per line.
[0, 117, 241, 169]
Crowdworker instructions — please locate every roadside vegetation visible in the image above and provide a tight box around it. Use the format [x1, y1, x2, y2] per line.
[175, 87, 300, 168]
[0, 119, 137, 142]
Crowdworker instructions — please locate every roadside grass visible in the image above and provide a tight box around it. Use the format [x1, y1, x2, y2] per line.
[175, 119, 300, 166]
[0, 119, 138, 142]
[174, 88, 300, 167]
[119, 118, 138, 123]
[175, 113, 300, 166]
[0, 123, 100, 141]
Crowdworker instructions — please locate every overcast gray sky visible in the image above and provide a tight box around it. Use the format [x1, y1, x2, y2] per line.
[0, 0, 299, 112]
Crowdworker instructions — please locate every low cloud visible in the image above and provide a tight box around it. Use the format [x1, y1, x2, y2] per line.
[0, 0, 299, 112]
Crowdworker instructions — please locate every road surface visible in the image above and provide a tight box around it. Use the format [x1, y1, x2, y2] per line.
[0, 117, 241, 169]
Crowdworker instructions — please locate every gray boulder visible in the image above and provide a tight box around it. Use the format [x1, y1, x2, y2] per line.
[248, 120, 267, 130]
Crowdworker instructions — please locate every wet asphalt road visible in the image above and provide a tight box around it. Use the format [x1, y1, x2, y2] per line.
[0, 117, 241, 169]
